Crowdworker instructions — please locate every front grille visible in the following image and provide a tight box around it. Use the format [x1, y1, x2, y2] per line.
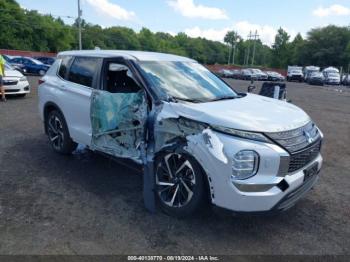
[288, 140, 321, 173]
[5, 89, 20, 93]
[3, 80, 18, 86]
[266, 122, 321, 153]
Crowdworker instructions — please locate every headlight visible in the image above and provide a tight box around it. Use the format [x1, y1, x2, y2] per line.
[232, 150, 259, 180]
[212, 125, 271, 143]
[19, 76, 27, 82]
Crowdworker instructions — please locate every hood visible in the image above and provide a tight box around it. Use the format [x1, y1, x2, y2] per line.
[167, 94, 310, 133]
[4, 69, 23, 78]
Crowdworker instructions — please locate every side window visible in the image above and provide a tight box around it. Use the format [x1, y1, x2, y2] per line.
[58, 56, 72, 79]
[68, 57, 99, 88]
[105, 63, 141, 93]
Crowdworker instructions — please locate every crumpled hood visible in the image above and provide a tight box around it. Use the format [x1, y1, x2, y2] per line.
[167, 94, 311, 133]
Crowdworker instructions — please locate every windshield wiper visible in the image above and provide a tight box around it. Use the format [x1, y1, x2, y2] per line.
[210, 96, 237, 102]
[172, 97, 204, 103]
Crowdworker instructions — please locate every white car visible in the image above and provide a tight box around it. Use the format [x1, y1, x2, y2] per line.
[38, 50, 323, 217]
[3, 63, 30, 97]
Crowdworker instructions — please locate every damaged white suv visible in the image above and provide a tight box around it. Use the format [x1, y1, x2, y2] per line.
[38, 50, 323, 217]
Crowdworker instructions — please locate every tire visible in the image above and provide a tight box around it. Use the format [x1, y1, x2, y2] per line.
[45, 110, 77, 154]
[39, 70, 46, 76]
[155, 152, 207, 218]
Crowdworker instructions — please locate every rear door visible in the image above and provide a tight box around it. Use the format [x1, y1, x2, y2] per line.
[58, 56, 102, 146]
[90, 58, 148, 163]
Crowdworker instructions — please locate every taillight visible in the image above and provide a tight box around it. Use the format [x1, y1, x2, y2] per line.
[38, 79, 45, 85]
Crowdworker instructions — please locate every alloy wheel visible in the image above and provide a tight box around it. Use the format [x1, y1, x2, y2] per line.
[156, 153, 196, 208]
[47, 115, 64, 151]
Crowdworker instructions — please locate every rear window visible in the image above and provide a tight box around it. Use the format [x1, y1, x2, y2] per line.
[58, 56, 72, 79]
[68, 57, 99, 88]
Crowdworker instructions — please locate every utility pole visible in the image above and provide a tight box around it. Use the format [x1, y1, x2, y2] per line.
[251, 30, 259, 66]
[245, 31, 252, 66]
[78, 0, 82, 50]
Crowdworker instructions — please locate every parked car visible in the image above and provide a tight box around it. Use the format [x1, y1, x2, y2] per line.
[323, 68, 340, 85]
[34, 56, 56, 65]
[231, 69, 241, 79]
[241, 69, 257, 80]
[307, 72, 324, 86]
[303, 66, 320, 82]
[342, 74, 350, 86]
[266, 71, 285, 82]
[287, 66, 303, 82]
[2, 55, 27, 74]
[218, 69, 234, 78]
[38, 50, 323, 217]
[10, 56, 50, 76]
[2, 63, 30, 97]
[250, 68, 268, 81]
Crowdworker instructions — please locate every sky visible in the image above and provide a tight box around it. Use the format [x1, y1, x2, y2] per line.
[16, 0, 350, 46]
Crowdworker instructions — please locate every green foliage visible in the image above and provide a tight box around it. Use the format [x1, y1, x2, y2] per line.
[1, 1, 350, 69]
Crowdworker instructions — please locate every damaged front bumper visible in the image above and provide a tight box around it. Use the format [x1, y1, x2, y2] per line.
[184, 130, 323, 213]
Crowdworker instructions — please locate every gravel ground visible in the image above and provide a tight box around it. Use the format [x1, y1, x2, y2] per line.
[0, 77, 349, 255]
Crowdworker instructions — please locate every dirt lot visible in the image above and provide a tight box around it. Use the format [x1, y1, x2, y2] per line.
[0, 77, 349, 255]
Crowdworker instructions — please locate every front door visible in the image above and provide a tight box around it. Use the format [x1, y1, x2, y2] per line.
[90, 59, 148, 163]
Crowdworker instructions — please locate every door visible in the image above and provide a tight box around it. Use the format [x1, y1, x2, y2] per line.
[90, 59, 148, 163]
[58, 56, 102, 146]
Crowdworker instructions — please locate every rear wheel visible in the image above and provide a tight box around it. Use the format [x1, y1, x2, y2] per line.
[155, 152, 207, 218]
[46, 110, 77, 154]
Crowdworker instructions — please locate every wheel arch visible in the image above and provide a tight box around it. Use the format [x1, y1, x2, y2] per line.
[43, 102, 68, 135]
[154, 145, 212, 205]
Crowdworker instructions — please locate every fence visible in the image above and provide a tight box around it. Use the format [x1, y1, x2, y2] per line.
[0, 49, 56, 58]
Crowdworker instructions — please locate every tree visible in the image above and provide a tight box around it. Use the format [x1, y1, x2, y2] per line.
[303, 26, 350, 68]
[271, 28, 291, 68]
[289, 33, 305, 65]
[224, 31, 240, 64]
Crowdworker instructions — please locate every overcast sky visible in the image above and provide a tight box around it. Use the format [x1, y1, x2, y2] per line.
[17, 0, 350, 45]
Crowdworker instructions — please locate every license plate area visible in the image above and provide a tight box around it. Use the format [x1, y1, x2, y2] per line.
[303, 162, 318, 181]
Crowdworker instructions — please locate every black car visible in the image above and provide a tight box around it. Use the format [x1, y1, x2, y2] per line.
[34, 56, 56, 65]
[10, 57, 50, 76]
[241, 69, 258, 80]
[307, 72, 324, 86]
[266, 71, 285, 82]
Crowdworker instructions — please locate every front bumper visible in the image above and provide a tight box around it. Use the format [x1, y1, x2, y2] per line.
[4, 80, 30, 95]
[326, 80, 340, 85]
[186, 130, 322, 213]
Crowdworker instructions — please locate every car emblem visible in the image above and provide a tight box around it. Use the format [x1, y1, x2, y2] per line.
[304, 130, 314, 143]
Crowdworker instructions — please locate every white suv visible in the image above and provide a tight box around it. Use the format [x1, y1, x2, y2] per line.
[38, 50, 323, 217]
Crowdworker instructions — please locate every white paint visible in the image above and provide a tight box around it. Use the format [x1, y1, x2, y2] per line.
[168, 94, 310, 133]
[202, 129, 228, 164]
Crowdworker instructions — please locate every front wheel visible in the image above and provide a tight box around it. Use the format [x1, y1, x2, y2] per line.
[45, 110, 77, 154]
[155, 152, 207, 218]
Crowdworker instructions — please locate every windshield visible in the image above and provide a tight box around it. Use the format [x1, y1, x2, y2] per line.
[29, 58, 44, 65]
[251, 69, 262, 74]
[138, 61, 238, 102]
[5, 63, 13, 70]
